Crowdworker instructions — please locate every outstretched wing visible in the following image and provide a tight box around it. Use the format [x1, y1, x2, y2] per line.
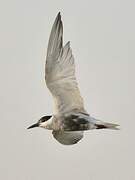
[45, 13, 86, 115]
[52, 130, 84, 145]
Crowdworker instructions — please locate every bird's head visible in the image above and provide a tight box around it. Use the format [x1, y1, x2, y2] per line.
[27, 115, 52, 129]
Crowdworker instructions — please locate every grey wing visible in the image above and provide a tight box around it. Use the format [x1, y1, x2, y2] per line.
[52, 130, 84, 145]
[45, 12, 86, 114]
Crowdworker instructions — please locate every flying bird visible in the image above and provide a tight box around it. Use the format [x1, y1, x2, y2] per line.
[27, 12, 119, 145]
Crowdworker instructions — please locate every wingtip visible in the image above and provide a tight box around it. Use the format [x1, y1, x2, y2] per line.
[54, 12, 62, 25]
[57, 12, 61, 19]
[67, 41, 70, 46]
[65, 41, 70, 47]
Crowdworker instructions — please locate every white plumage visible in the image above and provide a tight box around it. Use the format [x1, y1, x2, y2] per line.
[27, 12, 119, 145]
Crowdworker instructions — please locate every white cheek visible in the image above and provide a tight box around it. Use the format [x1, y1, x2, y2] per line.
[39, 117, 53, 129]
[40, 121, 48, 128]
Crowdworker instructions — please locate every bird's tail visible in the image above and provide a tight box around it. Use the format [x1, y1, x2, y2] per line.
[95, 122, 120, 130]
[90, 117, 120, 130]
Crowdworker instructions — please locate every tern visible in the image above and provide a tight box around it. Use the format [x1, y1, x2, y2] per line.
[28, 12, 119, 145]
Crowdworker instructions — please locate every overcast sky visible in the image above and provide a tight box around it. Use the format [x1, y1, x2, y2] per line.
[0, 0, 135, 179]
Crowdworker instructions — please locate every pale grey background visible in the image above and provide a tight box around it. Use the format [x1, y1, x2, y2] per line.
[0, 0, 135, 179]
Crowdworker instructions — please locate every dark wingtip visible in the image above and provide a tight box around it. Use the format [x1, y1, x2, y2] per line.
[57, 12, 62, 22]
[56, 12, 61, 19]
[58, 12, 61, 16]
[54, 12, 62, 25]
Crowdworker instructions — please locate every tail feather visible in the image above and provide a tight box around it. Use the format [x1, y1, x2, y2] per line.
[96, 122, 120, 130]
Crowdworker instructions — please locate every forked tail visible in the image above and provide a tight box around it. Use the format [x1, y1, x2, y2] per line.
[90, 116, 120, 130]
[95, 122, 120, 130]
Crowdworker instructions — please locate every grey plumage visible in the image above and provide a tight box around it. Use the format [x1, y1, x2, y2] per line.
[27, 12, 119, 145]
